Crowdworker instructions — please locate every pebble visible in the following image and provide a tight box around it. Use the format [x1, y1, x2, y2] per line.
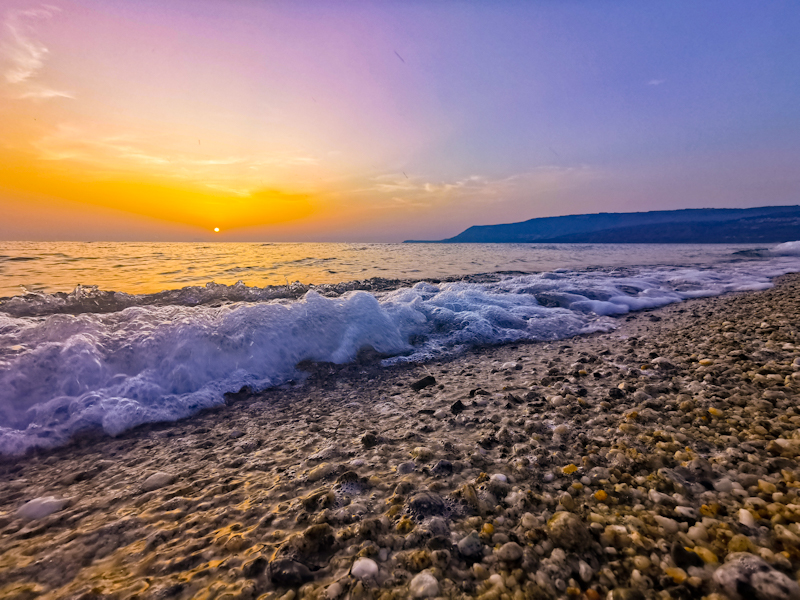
[351, 557, 379, 580]
[16, 496, 67, 520]
[268, 559, 313, 586]
[547, 511, 588, 549]
[408, 571, 439, 598]
[457, 531, 484, 559]
[141, 472, 174, 492]
[495, 541, 523, 562]
[713, 552, 800, 600]
[738, 508, 756, 528]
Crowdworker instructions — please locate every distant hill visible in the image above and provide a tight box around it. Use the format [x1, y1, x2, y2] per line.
[405, 206, 800, 244]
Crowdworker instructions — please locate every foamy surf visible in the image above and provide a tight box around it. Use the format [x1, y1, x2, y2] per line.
[2, 248, 800, 456]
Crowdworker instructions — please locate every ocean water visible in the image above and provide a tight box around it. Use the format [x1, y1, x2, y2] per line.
[2, 240, 800, 456]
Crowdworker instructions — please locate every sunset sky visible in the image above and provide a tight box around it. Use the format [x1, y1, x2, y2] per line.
[1, 0, 799, 242]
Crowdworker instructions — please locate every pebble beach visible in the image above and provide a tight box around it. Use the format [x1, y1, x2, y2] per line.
[3, 273, 800, 600]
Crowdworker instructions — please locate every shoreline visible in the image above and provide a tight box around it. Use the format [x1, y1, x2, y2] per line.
[3, 275, 800, 599]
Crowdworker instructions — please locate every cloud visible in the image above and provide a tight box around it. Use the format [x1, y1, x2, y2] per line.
[31, 123, 321, 194]
[2, 4, 72, 100]
[647, 79, 666, 86]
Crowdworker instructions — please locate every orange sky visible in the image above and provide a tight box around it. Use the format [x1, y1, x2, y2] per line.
[2, 1, 799, 241]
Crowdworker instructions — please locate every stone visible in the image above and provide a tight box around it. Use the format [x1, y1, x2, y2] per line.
[457, 531, 483, 559]
[738, 508, 756, 528]
[450, 400, 466, 414]
[351, 557, 379, 580]
[16, 496, 67, 520]
[431, 460, 453, 476]
[496, 541, 523, 562]
[142, 472, 174, 492]
[409, 571, 439, 598]
[608, 589, 644, 600]
[407, 492, 447, 518]
[411, 447, 434, 462]
[307, 462, 335, 482]
[713, 552, 800, 600]
[397, 461, 416, 474]
[547, 511, 588, 550]
[410, 376, 436, 391]
[268, 559, 313, 586]
[361, 433, 379, 448]
[671, 541, 703, 569]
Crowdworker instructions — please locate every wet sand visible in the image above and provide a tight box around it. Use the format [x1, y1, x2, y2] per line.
[3, 274, 800, 600]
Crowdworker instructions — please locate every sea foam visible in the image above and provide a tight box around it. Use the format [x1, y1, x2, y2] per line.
[2, 249, 800, 455]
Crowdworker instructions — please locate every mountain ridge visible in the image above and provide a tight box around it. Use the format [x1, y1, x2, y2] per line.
[405, 206, 800, 244]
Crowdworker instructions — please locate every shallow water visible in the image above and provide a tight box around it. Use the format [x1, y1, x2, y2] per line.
[1, 241, 799, 456]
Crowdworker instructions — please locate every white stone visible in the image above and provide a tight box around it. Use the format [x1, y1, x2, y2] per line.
[654, 515, 679, 534]
[687, 524, 709, 543]
[739, 508, 756, 528]
[578, 560, 593, 582]
[325, 582, 344, 599]
[409, 571, 439, 598]
[16, 496, 67, 520]
[351, 558, 378, 580]
[142, 471, 175, 492]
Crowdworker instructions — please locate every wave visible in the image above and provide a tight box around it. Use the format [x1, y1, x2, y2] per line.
[2, 251, 800, 456]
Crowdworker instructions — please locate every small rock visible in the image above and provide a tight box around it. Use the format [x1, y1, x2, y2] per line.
[738, 508, 756, 528]
[411, 447, 434, 462]
[307, 462, 335, 482]
[547, 511, 588, 550]
[457, 532, 483, 559]
[431, 460, 453, 476]
[142, 472, 174, 492]
[325, 582, 344, 599]
[713, 552, 800, 600]
[450, 400, 466, 414]
[407, 492, 447, 518]
[16, 496, 67, 520]
[671, 541, 704, 569]
[410, 376, 436, 391]
[496, 541, 523, 562]
[409, 571, 439, 598]
[268, 559, 313, 586]
[609, 588, 644, 600]
[361, 433, 379, 448]
[351, 557, 379, 580]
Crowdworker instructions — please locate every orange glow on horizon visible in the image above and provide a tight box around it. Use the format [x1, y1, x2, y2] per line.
[0, 152, 317, 231]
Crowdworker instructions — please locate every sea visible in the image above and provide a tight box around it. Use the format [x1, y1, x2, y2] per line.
[2, 240, 800, 456]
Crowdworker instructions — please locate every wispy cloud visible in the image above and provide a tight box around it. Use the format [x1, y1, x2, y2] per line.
[365, 165, 601, 213]
[647, 79, 666, 86]
[2, 4, 72, 100]
[31, 123, 321, 194]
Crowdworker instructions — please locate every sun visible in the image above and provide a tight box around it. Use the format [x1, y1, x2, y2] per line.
[214, 227, 220, 233]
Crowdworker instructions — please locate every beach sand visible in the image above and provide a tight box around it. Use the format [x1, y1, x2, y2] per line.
[3, 274, 800, 600]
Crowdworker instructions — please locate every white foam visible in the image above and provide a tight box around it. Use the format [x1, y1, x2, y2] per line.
[772, 241, 800, 256]
[2, 243, 800, 455]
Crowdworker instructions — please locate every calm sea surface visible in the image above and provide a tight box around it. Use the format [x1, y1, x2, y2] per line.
[0, 241, 774, 297]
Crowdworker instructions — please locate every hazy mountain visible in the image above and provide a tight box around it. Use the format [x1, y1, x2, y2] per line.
[406, 206, 800, 244]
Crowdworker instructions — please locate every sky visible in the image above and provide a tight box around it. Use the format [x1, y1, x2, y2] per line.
[1, 1, 799, 242]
